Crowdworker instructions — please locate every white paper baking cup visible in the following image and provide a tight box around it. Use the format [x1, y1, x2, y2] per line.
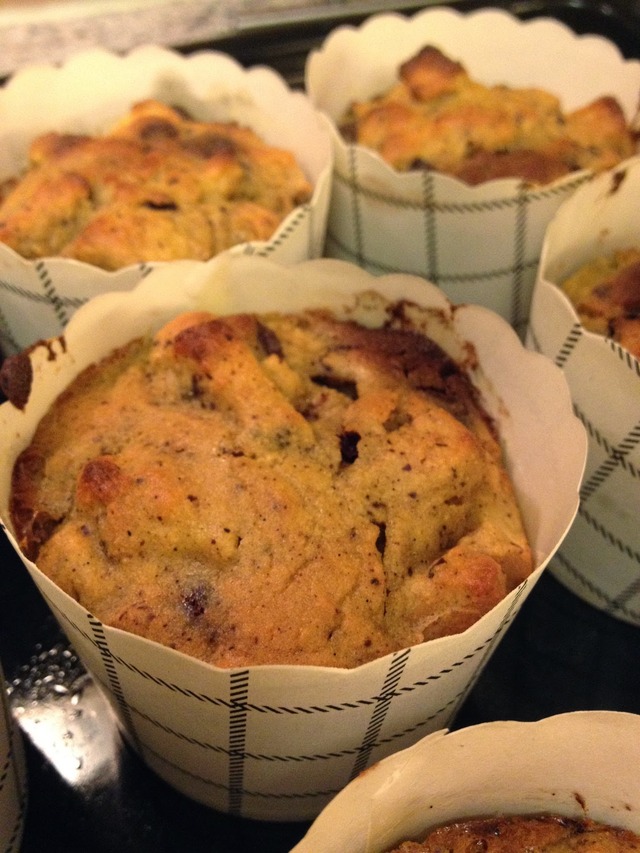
[0, 43, 333, 355]
[0, 255, 586, 821]
[305, 6, 640, 335]
[0, 661, 26, 853]
[292, 710, 640, 852]
[527, 155, 640, 626]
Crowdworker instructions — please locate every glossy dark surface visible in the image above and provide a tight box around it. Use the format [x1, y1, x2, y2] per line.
[1, 1, 639, 850]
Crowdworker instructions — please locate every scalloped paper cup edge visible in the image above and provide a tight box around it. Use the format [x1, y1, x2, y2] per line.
[527, 156, 640, 624]
[292, 711, 640, 852]
[305, 6, 640, 330]
[0, 44, 333, 354]
[0, 255, 586, 820]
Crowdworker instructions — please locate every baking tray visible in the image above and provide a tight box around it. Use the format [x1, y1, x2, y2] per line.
[1, 1, 640, 851]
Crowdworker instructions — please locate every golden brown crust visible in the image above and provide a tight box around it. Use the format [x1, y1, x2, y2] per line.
[388, 814, 640, 852]
[0, 100, 312, 269]
[339, 45, 637, 184]
[9, 307, 532, 668]
[560, 247, 640, 359]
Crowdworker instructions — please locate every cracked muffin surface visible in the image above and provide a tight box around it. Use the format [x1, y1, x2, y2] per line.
[0, 99, 312, 269]
[7, 305, 532, 668]
[387, 814, 640, 852]
[340, 44, 637, 185]
[560, 246, 640, 359]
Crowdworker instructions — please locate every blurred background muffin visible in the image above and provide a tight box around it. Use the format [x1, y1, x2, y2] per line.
[306, 6, 640, 335]
[0, 44, 332, 355]
[527, 154, 640, 626]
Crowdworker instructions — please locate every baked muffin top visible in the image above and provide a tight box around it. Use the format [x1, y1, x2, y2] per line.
[6, 305, 532, 668]
[339, 45, 637, 184]
[0, 99, 312, 269]
[388, 814, 640, 852]
[560, 247, 640, 359]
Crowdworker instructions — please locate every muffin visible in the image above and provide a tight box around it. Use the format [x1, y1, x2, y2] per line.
[559, 246, 640, 359]
[0, 255, 585, 820]
[0, 98, 313, 271]
[0, 44, 332, 354]
[292, 711, 640, 852]
[527, 156, 640, 625]
[388, 815, 640, 852]
[339, 44, 636, 185]
[5, 305, 532, 669]
[306, 6, 640, 332]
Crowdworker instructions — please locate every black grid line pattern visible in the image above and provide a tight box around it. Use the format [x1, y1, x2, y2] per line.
[574, 406, 640, 492]
[0, 272, 86, 354]
[578, 504, 640, 579]
[551, 549, 640, 624]
[133, 692, 462, 810]
[442, 576, 530, 721]
[325, 159, 587, 333]
[512, 183, 529, 332]
[0, 259, 156, 355]
[546, 325, 640, 523]
[229, 669, 250, 815]
[0, 305, 19, 355]
[47, 590, 498, 716]
[552, 321, 583, 367]
[78, 643, 470, 812]
[143, 739, 345, 804]
[609, 336, 640, 376]
[131, 689, 461, 768]
[325, 229, 542, 284]
[88, 616, 141, 751]
[0, 275, 86, 307]
[422, 169, 438, 284]
[348, 647, 411, 781]
[332, 166, 586, 214]
[345, 144, 366, 268]
[527, 301, 640, 624]
[104, 629, 501, 715]
[530, 317, 640, 506]
[579, 418, 640, 502]
[248, 204, 312, 257]
[35, 260, 69, 329]
[610, 575, 640, 616]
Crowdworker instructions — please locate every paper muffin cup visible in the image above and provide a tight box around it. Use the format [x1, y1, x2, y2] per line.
[291, 710, 640, 852]
[527, 155, 640, 626]
[0, 255, 586, 821]
[0, 661, 26, 853]
[0, 43, 333, 355]
[305, 6, 640, 336]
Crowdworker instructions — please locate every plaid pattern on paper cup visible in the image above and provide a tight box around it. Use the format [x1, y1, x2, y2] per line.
[0, 256, 585, 820]
[0, 662, 26, 853]
[0, 44, 333, 355]
[293, 711, 640, 852]
[527, 156, 640, 625]
[305, 6, 640, 335]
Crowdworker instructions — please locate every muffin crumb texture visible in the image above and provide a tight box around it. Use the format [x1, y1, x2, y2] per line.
[9, 306, 532, 668]
[560, 246, 640, 358]
[0, 99, 312, 269]
[340, 45, 637, 184]
[387, 814, 640, 852]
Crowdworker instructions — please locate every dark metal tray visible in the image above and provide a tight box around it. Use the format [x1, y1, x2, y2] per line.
[1, 2, 640, 850]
